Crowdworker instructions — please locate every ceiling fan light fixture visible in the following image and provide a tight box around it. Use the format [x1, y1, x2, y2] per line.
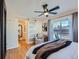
[34, 4, 60, 17]
[44, 12, 48, 16]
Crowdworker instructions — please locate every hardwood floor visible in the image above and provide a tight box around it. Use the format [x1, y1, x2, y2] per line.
[5, 40, 34, 59]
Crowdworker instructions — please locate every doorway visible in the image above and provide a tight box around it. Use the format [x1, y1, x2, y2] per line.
[18, 19, 28, 48]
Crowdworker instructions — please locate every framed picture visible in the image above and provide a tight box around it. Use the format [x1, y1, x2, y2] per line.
[42, 23, 48, 31]
[18, 24, 23, 38]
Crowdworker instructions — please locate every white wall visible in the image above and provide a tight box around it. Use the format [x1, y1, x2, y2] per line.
[6, 17, 18, 49]
[28, 20, 48, 43]
[28, 20, 42, 42]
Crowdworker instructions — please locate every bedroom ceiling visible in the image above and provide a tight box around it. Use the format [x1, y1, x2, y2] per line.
[5, 0, 78, 19]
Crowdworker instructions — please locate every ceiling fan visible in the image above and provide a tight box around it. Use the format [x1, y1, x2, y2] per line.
[34, 4, 60, 17]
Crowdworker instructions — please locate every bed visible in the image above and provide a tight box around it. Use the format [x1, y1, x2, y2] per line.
[25, 40, 78, 59]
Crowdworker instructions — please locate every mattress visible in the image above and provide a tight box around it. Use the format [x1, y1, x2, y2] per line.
[25, 41, 78, 59]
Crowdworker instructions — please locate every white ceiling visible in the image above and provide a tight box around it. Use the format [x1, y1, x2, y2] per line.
[5, 0, 78, 19]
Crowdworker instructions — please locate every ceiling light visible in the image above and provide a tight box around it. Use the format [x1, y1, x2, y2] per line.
[44, 12, 48, 16]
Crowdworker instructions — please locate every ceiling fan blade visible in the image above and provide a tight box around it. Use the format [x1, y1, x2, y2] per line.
[49, 12, 57, 14]
[49, 6, 60, 12]
[38, 13, 44, 17]
[34, 11, 44, 13]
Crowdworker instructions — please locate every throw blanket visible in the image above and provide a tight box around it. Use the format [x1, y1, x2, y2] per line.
[35, 39, 72, 59]
[33, 39, 59, 54]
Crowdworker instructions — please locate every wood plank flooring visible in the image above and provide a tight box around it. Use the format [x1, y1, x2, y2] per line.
[5, 40, 34, 59]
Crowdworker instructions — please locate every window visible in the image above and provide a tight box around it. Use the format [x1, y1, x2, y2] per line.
[49, 15, 72, 41]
